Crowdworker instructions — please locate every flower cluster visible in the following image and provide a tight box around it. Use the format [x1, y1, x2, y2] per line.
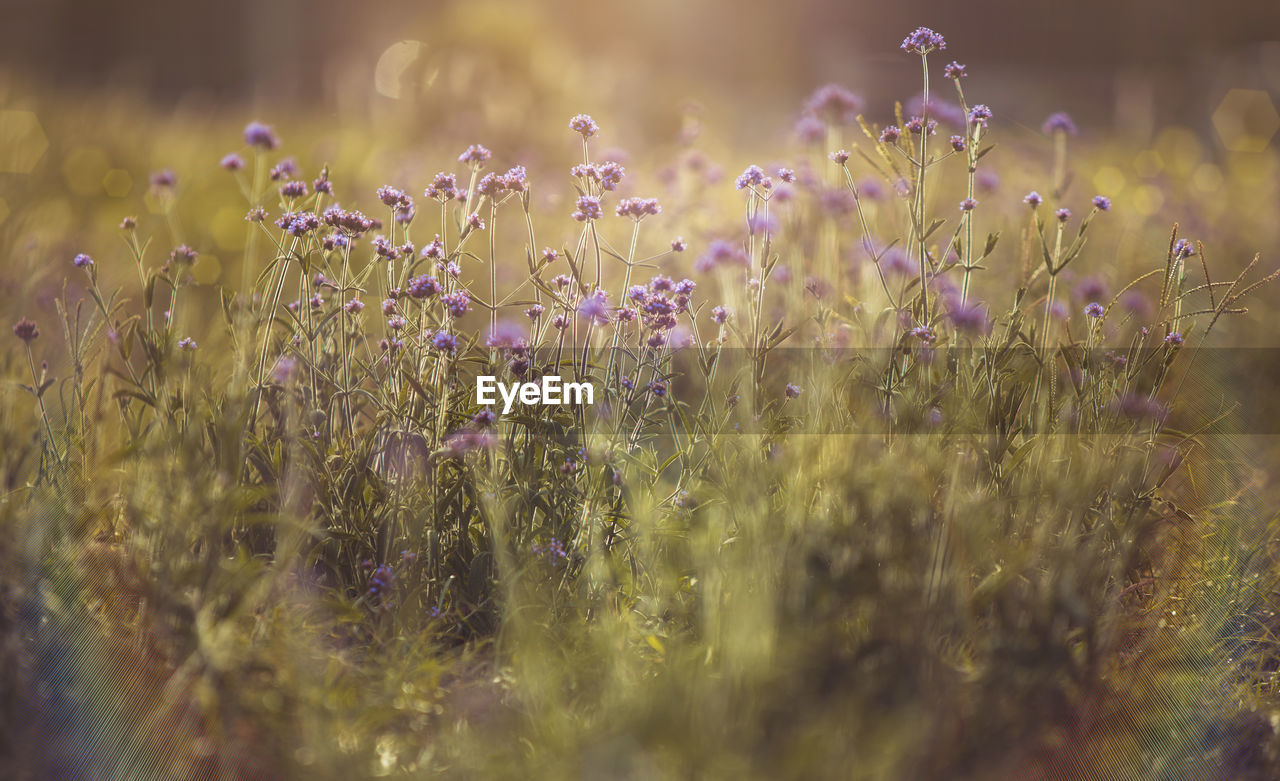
[615, 197, 662, 221]
[900, 26, 946, 54]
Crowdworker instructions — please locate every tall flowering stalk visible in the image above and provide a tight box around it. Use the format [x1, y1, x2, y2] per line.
[901, 27, 947, 324]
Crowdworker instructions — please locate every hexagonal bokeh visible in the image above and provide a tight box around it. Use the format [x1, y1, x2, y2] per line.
[1212, 89, 1280, 153]
[0, 110, 49, 173]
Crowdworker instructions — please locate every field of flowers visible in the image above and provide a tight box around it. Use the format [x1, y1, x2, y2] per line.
[4, 22, 1280, 779]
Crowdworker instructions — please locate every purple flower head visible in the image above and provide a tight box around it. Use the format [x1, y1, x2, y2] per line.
[947, 298, 991, 335]
[432, 331, 459, 353]
[905, 116, 938, 136]
[1024, 191, 1043, 208]
[13, 318, 39, 343]
[73, 253, 94, 268]
[524, 303, 545, 319]
[968, 105, 993, 128]
[280, 180, 307, 199]
[485, 320, 528, 349]
[177, 337, 197, 351]
[1055, 208, 1072, 223]
[501, 165, 528, 192]
[381, 298, 397, 316]
[572, 195, 603, 221]
[220, 153, 244, 171]
[909, 326, 936, 343]
[785, 383, 804, 399]
[1084, 302, 1105, 319]
[949, 135, 966, 152]
[944, 61, 967, 79]
[959, 198, 977, 212]
[977, 170, 1000, 193]
[794, 114, 826, 145]
[1165, 332, 1184, 346]
[441, 290, 472, 317]
[906, 95, 968, 127]
[150, 169, 176, 190]
[569, 114, 599, 137]
[246, 206, 267, 222]
[552, 274, 572, 289]
[377, 185, 409, 207]
[879, 125, 902, 144]
[477, 173, 503, 198]
[542, 247, 559, 263]
[777, 167, 797, 183]
[648, 379, 667, 397]
[407, 274, 440, 299]
[616, 197, 662, 220]
[1173, 238, 1196, 260]
[735, 164, 768, 190]
[805, 84, 864, 125]
[170, 244, 199, 265]
[425, 172, 460, 201]
[830, 149, 851, 164]
[313, 172, 333, 195]
[276, 211, 319, 236]
[243, 121, 280, 150]
[1092, 195, 1111, 211]
[711, 305, 731, 324]
[901, 26, 947, 54]
[671, 237, 687, 252]
[343, 299, 364, 314]
[270, 157, 298, 180]
[467, 212, 485, 231]
[577, 289, 611, 325]
[598, 161, 626, 191]
[457, 143, 492, 166]
[1042, 112, 1078, 136]
[323, 207, 374, 235]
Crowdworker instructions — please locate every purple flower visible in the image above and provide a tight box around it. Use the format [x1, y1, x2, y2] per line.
[944, 61, 967, 79]
[170, 245, 198, 265]
[785, 383, 804, 399]
[150, 169, 176, 190]
[73, 253, 94, 268]
[777, 167, 796, 183]
[901, 26, 946, 54]
[648, 380, 667, 397]
[280, 180, 307, 198]
[177, 337, 198, 351]
[947, 298, 991, 335]
[905, 116, 937, 136]
[276, 211, 319, 235]
[735, 164, 768, 190]
[344, 299, 364, 314]
[959, 198, 977, 211]
[457, 144, 492, 166]
[572, 195, 603, 221]
[244, 121, 280, 150]
[501, 165, 528, 192]
[441, 290, 472, 317]
[1092, 195, 1111, 211]
[542, 248, 559, 263]
[425, 172, 460, 201]
[598, 161, 625, 191]
[616, 197, 662, 220]
[1042, 112, 1078, 136]
[1165, 332, 1184, 346]
[12, 318, 38, 343]
[524, 303, 545, 319]
[407, 274, 439, 299]
[467, 212, 485, 231]
[1173, 239, 1196, 260]
[570, 114, 599, 137]
[829, 149, 850, 164]
[1084, 302, 1105, 319]
[433, 331, 459, 353]
[313, 172, 333, 195]
[577, 289, 611, 325]
[805, 84, 864, 125]
[246, 206, 267, 222]
[949, 135, 966, 152]
[879, 125, 901, 143]
[968, 105, 992, 127]
[377, 185, 409, 207]
[1055, 208, 1072, 223]
[711, 305, 731, 324]
[671, 237, 687, 252]
[1024, 191, 1043, 208]
[220, 153, 244, 171]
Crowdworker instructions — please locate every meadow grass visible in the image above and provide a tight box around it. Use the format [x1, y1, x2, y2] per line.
[4, 25, 1280, 779]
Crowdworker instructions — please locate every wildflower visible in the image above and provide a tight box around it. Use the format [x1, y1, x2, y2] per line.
[466, 212, 485, 231]
[1165, 332, 1184, 346]
[368, 564, 394, 596]
[777, 167, 796, 183]
[1055, 208, 1072, 222]
[120, 216, 137, 230]
[785, 383, 804, 399]
[805, 84, 864, 125]
[244, 121, 280, 150]
[944, 61, 967, 79]
[577, 290, 611, 325]
[387, 315, 406, 331]
[649, 380, 667, 397]
[12, 318, 39, 343]
[150, 169, 176, 190]
[829, 149, 850, 164]
[313, 171, 333, 195]
[735, 164, 768, 190]
[73, 253, 94, 268]
[1084, 302, 1105, 318]
[407, 275, 440, 300]
[280, 180, 307, 198]
[310, 293, 324, 309]
[425, 172, 460, 201]
[542, 247, 559, 263]
[501, 165, 528, 192]
[959, 198, 977, 211]
[616, 197, 662, 220]
[1041, 112, 1078, 136]
[901, 26, 946, 54]
[671, 237, 687, 252]
[1023, 191, 1043, 208]
[170, 245, 198, 265]
[572, 195, 603, 221]
[597, 161, 625, 190]
[1173, 238, 1196, 260]
[569, 114, 599, 137]
[524, 303, 544, 319]
[457, 144, 492, 166]
[324, 207, 373, 235]
[947, 299, 991, 335]
[377, 186, 408, 207]
[532, 538, 568, 562]
[220, 153, 244, 171]
[343, 299, 364, 314]
[433, 331, 459, 352]
[905, 116, 937, 136]
[909, 326, 936, 342]
[477, 173, 503, 198]
[177, 337, 197, 351]
[275, 211, 319, 235]
[1092, 195, 1111, 211]
[879, 125, 902, 143]
[968, 105, 993, 127]
[949, 135, 966, 152]
[441, 290, 472, 317]
[553, 274, 572, 288]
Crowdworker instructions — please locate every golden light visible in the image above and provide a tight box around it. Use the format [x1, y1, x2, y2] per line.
[374, 41, 425, 99]
[0, 110, 49, 173]
[103, 169, 133, 198]
[62, 146, 111, 196]
[1211, 89, 1280, 153]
